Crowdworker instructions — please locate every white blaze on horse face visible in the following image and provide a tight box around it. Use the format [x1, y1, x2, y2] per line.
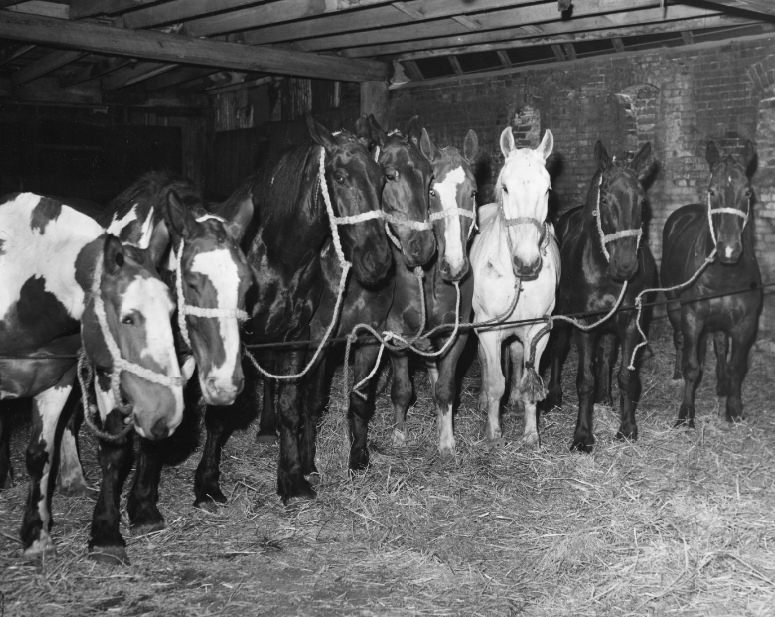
[433, 166, 466, 272]
[0, 193, 103, 320]
[190, 249, 242, 381]
[122, 277, 179, 372]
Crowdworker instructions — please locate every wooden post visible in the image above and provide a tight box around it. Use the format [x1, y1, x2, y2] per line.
[360, 80, 388, 126]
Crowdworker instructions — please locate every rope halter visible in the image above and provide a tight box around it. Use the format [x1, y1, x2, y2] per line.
[89, 249, 183, 420]
[706, 189, 749, 248]
[173, 238, 250, 351]
[593, 173, 643, 262]
[430, 207, 477, 241]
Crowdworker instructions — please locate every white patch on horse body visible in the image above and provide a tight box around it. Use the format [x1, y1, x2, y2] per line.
[0, 193, 103, 320]
[438, 402, 455, 454]
[107, 204, 138, 237]
[191, 249, 242, 380]
[434, 166, 466, 272]
[122, 277, 179, 373]
[107, 204, 156, 248]
[725, 245, 735, 259]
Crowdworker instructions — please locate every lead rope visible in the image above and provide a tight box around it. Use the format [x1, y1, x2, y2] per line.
[78, 349, 133, 442]
[626, 192, 749, 370]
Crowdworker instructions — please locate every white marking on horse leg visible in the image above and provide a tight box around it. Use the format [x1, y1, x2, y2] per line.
[57, 424, 88, 493]
[522, 401, 540, 448]
[426, 363, 439, 390]
[507, 341, 524, 408]
[438, 402, 456, 455]
[477, 330, 505, 441]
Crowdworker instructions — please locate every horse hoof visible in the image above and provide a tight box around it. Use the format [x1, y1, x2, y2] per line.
[674, 418, 695, 429]
[89, 545, 129, 566]
[521, 432, 540, 449]
[131, 520, 166, 535]
[278, 475, 316, 503]
[255, 431, 278, 444]
[487, 437, 508, 450]
[570, 440, 593, 453]
[615, 429, 638, 442]
[57, 480, 94, 498]
[306, 472, 322, 488]
[392, 428, 407, 448]
[348, 449, 370, 472]
[194, 489, 227, 509]
[438, 444, 456, 459]
[22, 532, 56, 560]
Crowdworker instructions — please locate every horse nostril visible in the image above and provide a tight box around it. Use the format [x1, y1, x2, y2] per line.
[150, 418, 169, 440]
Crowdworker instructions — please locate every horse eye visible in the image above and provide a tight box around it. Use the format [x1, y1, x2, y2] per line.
[334, 171, 346, 184]
[502, 185, 509, 194]
[745, 189, 753, 198]
[385, 168, 398, 181]
[709, 188, 716, 196]
[121, 314, 135, 326]
[429, 188, 437, 198]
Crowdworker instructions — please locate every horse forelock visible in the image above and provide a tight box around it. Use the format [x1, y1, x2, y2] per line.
[496, 149, 550, 207]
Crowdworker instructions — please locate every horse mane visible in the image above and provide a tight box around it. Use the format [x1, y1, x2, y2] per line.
[107, 170, 204, 227]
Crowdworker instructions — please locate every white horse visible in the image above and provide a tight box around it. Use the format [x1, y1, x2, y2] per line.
[470, 127, 560, 447]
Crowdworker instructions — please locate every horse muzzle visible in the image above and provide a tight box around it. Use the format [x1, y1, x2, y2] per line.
[716, 239, 742, 264]
[440, 257, 470, 282]
[512, 255, 542, 280]
[200, 371, 245, 406]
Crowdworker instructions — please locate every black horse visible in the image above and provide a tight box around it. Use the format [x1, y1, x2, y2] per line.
[193, 114, 393, 503]
[546, 140, 657, 452]
[661, 140, 761, 427]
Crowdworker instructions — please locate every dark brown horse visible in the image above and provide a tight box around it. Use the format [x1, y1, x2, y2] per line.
[193, 115, 392, 504]
[661, 140, 761, 427]
[546, 140, 656, 452]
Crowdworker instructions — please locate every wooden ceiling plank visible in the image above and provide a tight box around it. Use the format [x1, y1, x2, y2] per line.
[60, 56, 132, 87]
[0, 0, 26, 7]
[69, 0, 161, 19]
[385, 13, 750, 60]
[290, 0, 666, 52]
[12, 49, 85, 84]
[678, 0, 775, 17]
[0, 43, 36, 65]
[0, 11, 390, 81]
[136, 66, 218, 92]
[198, 0, 540, 41]
[6, 1, 68, 18]
[103, 62, 176, 89]
[183, 0, 399, 37]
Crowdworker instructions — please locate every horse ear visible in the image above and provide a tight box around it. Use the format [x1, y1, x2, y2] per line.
[463, 129, 479, 163]
[419, 127, 436, 162]
[305, 113, 337, 151]
[103, 234, 125, 276]
[630, 142, 655, 184]
[536, 129, 553, 162]
[367, 114, 387, 147]
[594, 140, 610, 170]
[406, 115, 423, 148]
[354, 115, 372, 148]
[223, 189, 254, 244]
[146, 219, 170, 267]
[706, 141, 720, 169]
[742, 140, 758, 178]
[499, 127, 516, 158]
[163, 190, 197, 239]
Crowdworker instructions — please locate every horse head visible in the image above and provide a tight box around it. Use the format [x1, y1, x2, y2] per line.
[161, 189, 253, 406]
[307, 114, 392, 286]
[706, 140, 756, 264]
[78, 235, 183, 440]
[497, 126, 553, 279]
[420, 127, 478, 282]
[591, 140, 654, 282]
[357, 114, 436, 269]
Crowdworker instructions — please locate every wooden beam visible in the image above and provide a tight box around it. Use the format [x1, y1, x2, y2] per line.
[69, 0, 160, 19]
[288, 0, 666, 52]
[676, 0, 775, 17]
[59, 56, 131, 87]
[342, 6, 727, 58]
[6, 0, 68, 18]
[126, 0, 395, 30]
[0, 11, 390, 82]
[12, 49, 85, 84]
[102, 61, 175, 89]
[137, 66, 218, 93]
[0, 43, 35, 65]
[216, 0, 540, 42]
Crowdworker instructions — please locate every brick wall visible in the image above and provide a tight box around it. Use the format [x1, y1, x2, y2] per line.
[386, 33, 775, 334]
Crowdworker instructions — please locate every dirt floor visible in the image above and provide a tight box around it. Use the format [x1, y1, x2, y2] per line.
[1, 321, 775, 617]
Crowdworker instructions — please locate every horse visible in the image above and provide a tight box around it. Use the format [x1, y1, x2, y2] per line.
[193, 114, 392, 504]
[545, 140, 656, 452]
[661, 140, 761, 427]
[254, 114, 439, 475]
[389, 124, 479, 457]
[470, 127, 559, 448]
[83, 171, 254, 562]
[0, 192, 183, 559]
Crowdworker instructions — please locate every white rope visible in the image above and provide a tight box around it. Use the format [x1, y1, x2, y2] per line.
[593, 173, 643, 262]
[173, 239, 249, 351]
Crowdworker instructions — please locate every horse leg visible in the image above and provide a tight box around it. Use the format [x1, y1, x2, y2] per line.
[477, 329, 506, 444]
[88, 411, 135, 565]
[300, 356, 329, 477]
[21, 368, 75, 558]
[348, 344, 381, 472]
[615, 316, 642, 442]
[667, 298, 683, 381]
[594, 333, 617, 406]
[434, 332, 470, 457]
[676, 311, 704, 428]
[390, 352, 412, 447]
[571, 331, 598, 452]
[276, 350, 316, 501]
[195, 359, 259, 507]
[713, 332, 730, 397]
[56, 388, 90, 496]
[543, 325, 569, 411]
[256, 370, 277, 443]
[506, 342, 525, 415]
[724, 321, 756, 422]
[520, 324, 552, 449]
[0, 406, 13, 489]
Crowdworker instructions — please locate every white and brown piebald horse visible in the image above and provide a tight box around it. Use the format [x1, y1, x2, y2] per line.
[471, 128, 560, 448]
[0, 192, 183, 558]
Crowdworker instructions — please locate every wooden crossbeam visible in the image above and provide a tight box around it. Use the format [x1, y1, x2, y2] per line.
[12, 49, 86, 84]
[0, 11, 390, 82]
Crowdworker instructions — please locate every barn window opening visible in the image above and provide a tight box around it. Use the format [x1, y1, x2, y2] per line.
[505, 45, 556, 66]
[573, 39, 614, 58]
[621, 32, 684, 51]
[414, 57, 456, 79]
[456, 51, 503, 73]
[692, 24, 768, 43]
